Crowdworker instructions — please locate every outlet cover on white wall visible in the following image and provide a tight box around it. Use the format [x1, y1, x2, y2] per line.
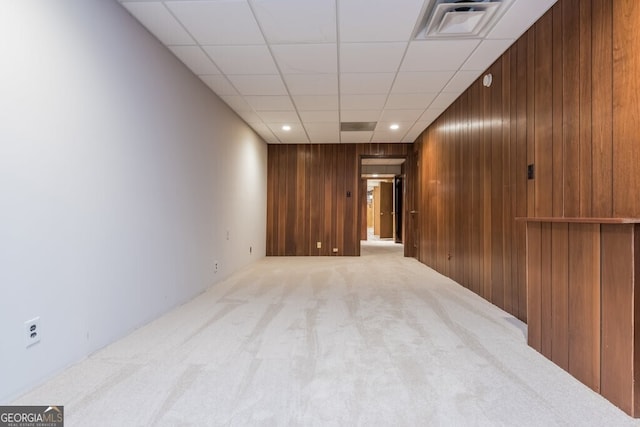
[25, 317, 41, 348]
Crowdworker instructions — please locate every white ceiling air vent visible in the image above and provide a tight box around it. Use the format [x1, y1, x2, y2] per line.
[417, 0, 506, 39]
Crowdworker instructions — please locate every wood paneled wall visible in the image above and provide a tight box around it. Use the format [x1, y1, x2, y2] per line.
[413, 0, 640, 321]
[266, 143, 411, 256]
[525, 219, 640, 416]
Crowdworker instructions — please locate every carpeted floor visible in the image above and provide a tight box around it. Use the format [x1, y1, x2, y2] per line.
[14, 241, 640, 426]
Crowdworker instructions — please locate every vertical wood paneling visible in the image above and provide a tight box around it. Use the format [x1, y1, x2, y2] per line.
[551, 222, 569, 370]
[562, 0, 581, 217]
[526, 29, 536, 218]
[515, 36, 529, 321]
[266, 143, 410, 256]
[508, 46, 520, 316]
[470, 81, 482, 297]
[490, 61, 504, 307]
[540, 222, 553, 358]
[552, 3, 564, 217]
[568, 223, 600, 392]
[613, 0, 640, 217]
[591, 0, 613, 217]
[502, 53, 513, 313]
[523, 219, 640, 417]
[534, 12, 553, 218]
[408, 0, 637, 325]
[526, 222, 542, 351]
[601, 224, 635, 414]
[634, 225, 640, 417]
[579, 0, 593, 217]
[482, 70, 493, 300]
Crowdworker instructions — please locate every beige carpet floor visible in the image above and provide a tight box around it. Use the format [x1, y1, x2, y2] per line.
[14, 241, 640, 426]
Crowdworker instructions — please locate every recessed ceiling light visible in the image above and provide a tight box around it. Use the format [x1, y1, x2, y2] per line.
[390, 124, 400, 130]
[282, 125, 291, 131]
[372, 174, 379, 178]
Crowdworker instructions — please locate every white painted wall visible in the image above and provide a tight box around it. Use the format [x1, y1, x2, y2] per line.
[0, 0, 267, 402]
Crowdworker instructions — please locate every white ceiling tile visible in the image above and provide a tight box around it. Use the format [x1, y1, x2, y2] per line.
[202, 45, 278, 75]
[244, 95, 294, 111]
[488, 0, 557, 40]
[249, 122, 274, 135]
[419, 108, 444, 123]
[249, 122, 280, 142]
[340, 94, 387, 110]
[340, 110, 382, 122]
[283, 74, 338, 95]
[271, 44, 338, 74]
[260, 133, 282, 144]
[120, 0, 558, 145]
[379, 110, 423, 123]
[429, 92, 460, 109]
[375, 121, 414, 132]
[268, 124, 309, 143]
[392, 71, 455, 93]
[385, 93, 436, 109]
[249, 122, 270, 133]
[401, 40, 481, 72]
[304, 122, 339, 132]
[293, 95, 339, 111]
[339, 0, 426, 42]
[226, 75, 287, 95]
[256, 111, 299, 123]
[340, 43, 406, 73]
[462, 39, 514, 71]
[299, 110, 339, 122]
[304, 123, 340, 143]
[166, 0, 264, 45]
[238, 111, 263, 123]
[251, 0, 336, 44]
[122, 2, 194, 45]
[371, 132, 403, 143]
[340, 131, 373, 143]
[221, 95, 253, 112]
[340, 73, 395, 95]
[443, 70, 481, 92]
[200, 75, 238, 96]
[260, 135, 282, 144]
[278, 134, 310, 144]
[402, 121, 429, 142]
[169, 46, 220, 75]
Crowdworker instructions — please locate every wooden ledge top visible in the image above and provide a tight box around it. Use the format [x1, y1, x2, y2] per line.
[515, 217, 640, 224]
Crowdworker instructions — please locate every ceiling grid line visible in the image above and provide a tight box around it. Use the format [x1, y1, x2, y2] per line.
[119, 0, 560, 145]
[245, 0, 310, 144]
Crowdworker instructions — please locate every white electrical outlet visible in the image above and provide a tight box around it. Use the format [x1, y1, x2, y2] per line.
[316, 242, 322, 249]
[25, 317, 40, 348]
[332, 248, 338, 253]
[214, 261, 219, 273]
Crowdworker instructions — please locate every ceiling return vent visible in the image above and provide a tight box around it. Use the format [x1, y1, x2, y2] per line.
[416, 0, 508, 39]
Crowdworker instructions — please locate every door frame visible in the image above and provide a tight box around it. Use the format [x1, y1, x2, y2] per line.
[358, 155, 408, 253]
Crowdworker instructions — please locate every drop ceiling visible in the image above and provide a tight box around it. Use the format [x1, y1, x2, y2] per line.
[118, 0, 557, 144]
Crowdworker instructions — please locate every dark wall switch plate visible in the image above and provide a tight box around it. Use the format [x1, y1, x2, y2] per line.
[527, 164, 535, 180]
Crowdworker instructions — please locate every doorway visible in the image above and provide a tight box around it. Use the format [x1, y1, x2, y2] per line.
[360, 157, 406, 247]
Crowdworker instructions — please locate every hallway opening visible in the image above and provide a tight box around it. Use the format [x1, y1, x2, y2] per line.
[360, 156, 406, 253]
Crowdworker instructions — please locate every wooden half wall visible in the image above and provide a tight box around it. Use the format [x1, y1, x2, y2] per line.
[413, 0, 640, 322]
[266, 143, 411, 256]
